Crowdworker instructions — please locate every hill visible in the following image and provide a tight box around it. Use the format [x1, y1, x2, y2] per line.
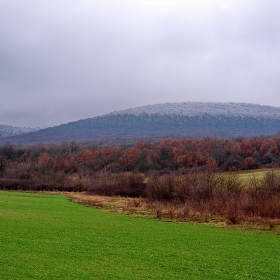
[1, 102, 280, 144]
[0, 124, 38, 138]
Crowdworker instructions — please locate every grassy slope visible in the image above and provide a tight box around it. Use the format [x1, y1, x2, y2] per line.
[0, 191, 279, 280]
[237, 169, 280, 185]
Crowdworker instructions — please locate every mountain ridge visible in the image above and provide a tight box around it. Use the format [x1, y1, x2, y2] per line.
[1, 102, 280, 145]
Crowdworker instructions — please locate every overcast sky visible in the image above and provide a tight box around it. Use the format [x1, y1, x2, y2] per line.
[1, 0, 280, 128]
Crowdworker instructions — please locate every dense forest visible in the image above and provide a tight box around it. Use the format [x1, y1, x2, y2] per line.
[1, 135, 280, 177]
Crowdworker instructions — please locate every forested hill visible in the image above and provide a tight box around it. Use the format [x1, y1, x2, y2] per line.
[0, 124, 38, 138]
[1, 102, 280, 145]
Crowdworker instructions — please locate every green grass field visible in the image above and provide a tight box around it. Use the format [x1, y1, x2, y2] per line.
[0, 191, 279, 280]
[237, 169, 280, 187]
[237, 169, 268, 181]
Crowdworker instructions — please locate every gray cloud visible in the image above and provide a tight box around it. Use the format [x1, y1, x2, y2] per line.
[1, 0, 280, 127]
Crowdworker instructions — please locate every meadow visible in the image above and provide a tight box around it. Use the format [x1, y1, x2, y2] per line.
[1, 191, 279, 279]
[237, 169, 273, 183]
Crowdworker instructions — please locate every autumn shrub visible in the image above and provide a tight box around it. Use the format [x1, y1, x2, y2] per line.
[145, 173, 175, 201]
[87, 173, 146, 197]
[0, 178, 24, 190]
[261, 170, 280, 194]
[0, 156, 7, 177]
[0, 178, 46, 191]
[239, 189, 259, 217]
[172, 178, 192, 202]
[188, 171, 216, 201]
[215, 172, 241, 191]
[142, 169, 280, 223]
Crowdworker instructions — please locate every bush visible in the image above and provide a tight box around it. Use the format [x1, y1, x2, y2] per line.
[87, 173, 146, 197]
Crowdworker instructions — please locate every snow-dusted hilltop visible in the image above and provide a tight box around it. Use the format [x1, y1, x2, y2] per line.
[0, 124, 39, 138]
[108, 102, 280, 118]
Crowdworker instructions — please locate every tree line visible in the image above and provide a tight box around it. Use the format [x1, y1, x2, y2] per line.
[1, 135, 280, 178]
[0, 136, 280, 177]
